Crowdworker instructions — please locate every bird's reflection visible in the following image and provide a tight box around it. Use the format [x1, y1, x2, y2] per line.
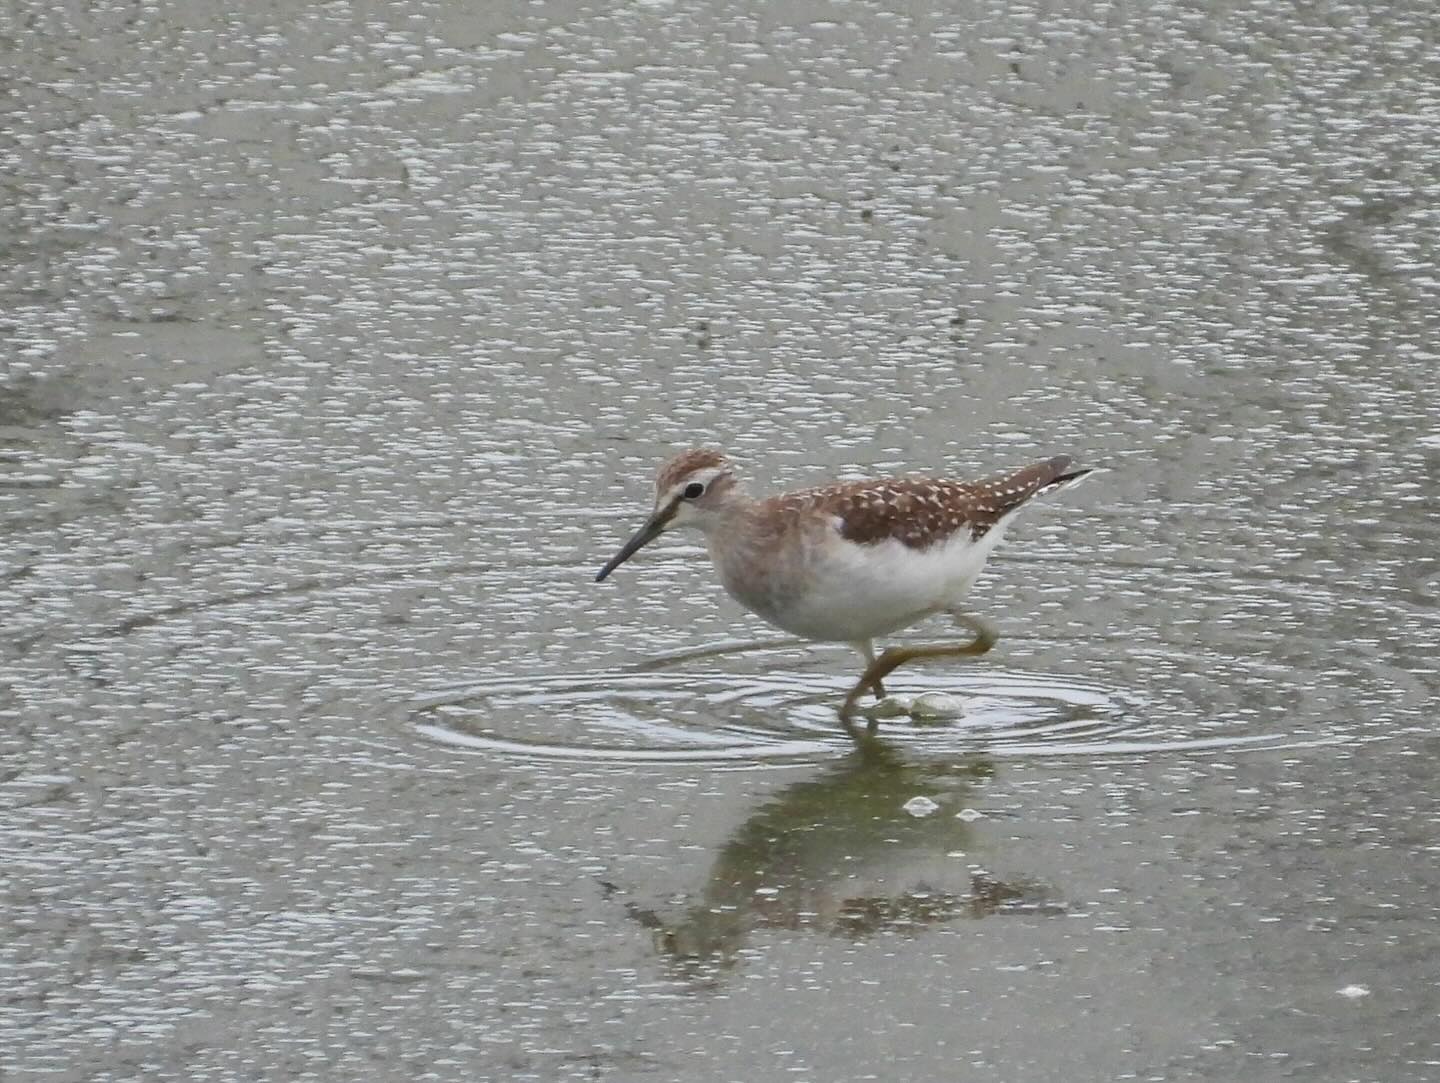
[619, 738, 1061, 982]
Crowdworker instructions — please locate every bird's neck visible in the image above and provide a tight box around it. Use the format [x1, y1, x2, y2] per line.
[700, 498, 777, 585]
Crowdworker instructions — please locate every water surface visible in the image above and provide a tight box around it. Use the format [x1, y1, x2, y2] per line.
[3, 0, 1439, 1080]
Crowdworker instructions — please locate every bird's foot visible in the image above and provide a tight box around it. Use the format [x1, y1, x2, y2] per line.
[836, 622, 997, 732]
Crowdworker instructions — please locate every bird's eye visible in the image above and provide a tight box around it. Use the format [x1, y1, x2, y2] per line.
[683, 482, 705, 499]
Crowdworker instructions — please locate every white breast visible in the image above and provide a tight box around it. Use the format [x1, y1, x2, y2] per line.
[713, 517, 1013, 643]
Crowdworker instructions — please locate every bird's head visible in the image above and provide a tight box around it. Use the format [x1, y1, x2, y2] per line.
[595, 448, 741, 582]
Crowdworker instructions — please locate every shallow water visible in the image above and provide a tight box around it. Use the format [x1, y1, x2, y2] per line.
[4, 0, 1440, 1079]
[414, 651, 1289, 764]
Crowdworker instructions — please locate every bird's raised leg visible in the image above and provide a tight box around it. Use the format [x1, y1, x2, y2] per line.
[838, 613, 998, 723]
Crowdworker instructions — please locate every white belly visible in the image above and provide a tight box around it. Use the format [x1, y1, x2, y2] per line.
[715, 523, 1010, 643]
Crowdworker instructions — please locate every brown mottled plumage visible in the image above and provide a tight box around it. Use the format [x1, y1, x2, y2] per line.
[769, 456, 1086, 550]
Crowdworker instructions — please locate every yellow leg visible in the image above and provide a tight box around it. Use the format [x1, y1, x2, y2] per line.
[838, 614, 998, 725]
[851, 640, 887, 699]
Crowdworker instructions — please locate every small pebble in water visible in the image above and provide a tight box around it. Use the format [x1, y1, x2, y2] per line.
[955, 808, 984, 822]
[909, 691, 966, 720]
[902, 796, 940, 818]
[1336, 985, 1371, 999]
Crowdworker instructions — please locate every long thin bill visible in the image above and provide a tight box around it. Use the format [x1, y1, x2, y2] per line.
[595, 509, 671, 582]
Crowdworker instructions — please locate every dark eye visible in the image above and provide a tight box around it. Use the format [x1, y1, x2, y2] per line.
[683, 482, 705, 499]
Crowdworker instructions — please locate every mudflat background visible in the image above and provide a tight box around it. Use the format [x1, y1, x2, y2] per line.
[3, 1, 1438, 1080]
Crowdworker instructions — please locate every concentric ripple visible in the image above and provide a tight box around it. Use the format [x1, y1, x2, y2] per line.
[411, 654, 1283, 766]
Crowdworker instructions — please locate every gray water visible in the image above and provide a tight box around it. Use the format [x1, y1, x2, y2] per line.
[4, 0, 1439, 1080]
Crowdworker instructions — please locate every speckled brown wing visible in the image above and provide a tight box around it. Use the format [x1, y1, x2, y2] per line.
[775, 456, 1088, 551]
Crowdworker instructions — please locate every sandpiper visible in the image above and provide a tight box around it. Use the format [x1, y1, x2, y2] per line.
[596, 449, 1092, 724]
